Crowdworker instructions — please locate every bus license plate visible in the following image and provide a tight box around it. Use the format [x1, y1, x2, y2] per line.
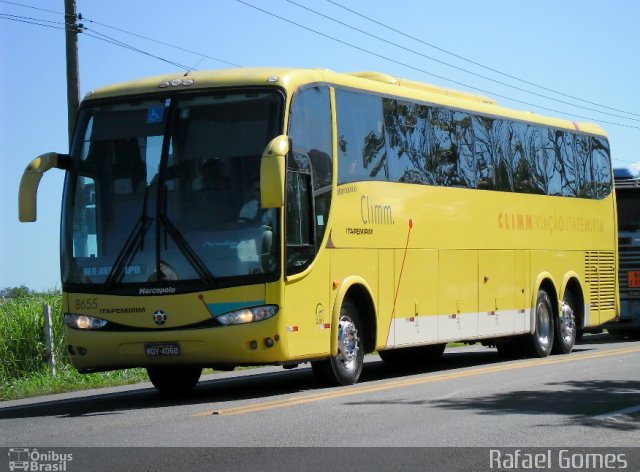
[145, 343, 180, 357]
[629, 271, 640, 288]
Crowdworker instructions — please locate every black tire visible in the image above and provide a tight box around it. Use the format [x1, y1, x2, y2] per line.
[312, 299, 364, 386]
[147, 365, 202, 396]
[552, 290, 577, 354]
[523, 289, 555, 357]
[379, 343, 446, 364]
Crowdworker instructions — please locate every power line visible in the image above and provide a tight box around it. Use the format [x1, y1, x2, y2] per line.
[0, 12, 196, 71]
[327, 0, 640, 120]
[80, 16, 242, 68]
[236, 0, 640, 130]
[0, 13, 191, 71]
[0, 0, 66, 17]
[0, 0, 241, 69]
[0, 12, 64, 26]
[83, 28, 195, 72]
[287, 0, 638, 123]
[0, 13, 65, 30]
[4, 0, 638, 133]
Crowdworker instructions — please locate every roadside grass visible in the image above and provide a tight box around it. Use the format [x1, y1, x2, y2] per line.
[0, 292, 148, 401]
[1, 366, 149, 401]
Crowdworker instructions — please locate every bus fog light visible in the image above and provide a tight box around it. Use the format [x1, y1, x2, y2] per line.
[264, 337, 275, 348]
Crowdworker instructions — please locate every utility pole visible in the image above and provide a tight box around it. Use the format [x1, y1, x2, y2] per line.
[64, 0, 81, 147]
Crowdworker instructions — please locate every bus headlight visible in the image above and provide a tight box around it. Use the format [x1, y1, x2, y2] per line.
[64, 314, 108, 330]
[217, 305, 279, 326]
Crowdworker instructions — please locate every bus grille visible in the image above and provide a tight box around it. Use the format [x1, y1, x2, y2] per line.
[584, 251, 616, 310]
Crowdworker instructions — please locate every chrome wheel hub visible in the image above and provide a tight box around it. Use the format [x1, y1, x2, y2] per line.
[536, 300, 552, 350]
[337, 315, 359, 372]
[560, 301, 576, 343]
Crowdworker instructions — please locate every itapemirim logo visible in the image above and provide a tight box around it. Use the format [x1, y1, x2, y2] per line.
[8, 448, 73, 471]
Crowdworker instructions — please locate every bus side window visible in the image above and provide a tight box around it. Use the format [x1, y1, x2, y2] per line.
[591, 136, 612, 199]
[289, 86, 333, 248]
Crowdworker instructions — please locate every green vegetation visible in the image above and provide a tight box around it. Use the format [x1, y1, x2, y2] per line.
[0, 289, 146, 401]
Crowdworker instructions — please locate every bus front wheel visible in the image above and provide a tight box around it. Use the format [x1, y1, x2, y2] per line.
[147, 365, 202, 396]
[312, 299, 364, 386]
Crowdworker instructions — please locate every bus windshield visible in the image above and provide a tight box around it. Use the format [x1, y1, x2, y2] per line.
[61, 90, 283, 291]
[616, 187, 640, 231]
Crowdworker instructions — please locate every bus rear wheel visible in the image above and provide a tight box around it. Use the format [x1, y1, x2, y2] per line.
[312, 299, 364, 386]
[552, 290, 577, 354]
[147, 365, 202, 396]
[524, 289, 555, 357]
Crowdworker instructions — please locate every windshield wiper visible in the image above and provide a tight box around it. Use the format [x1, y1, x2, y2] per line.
[158, 215, 216, 288]
[105, 215, 152, 288]
[106, 182, 154, 289]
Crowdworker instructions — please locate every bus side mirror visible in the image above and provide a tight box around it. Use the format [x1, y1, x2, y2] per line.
[19, 152, 71, 222]
[260, 135, 289, 209]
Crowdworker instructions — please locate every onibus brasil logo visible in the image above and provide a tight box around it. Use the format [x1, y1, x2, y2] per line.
[8, 448, 73, 471]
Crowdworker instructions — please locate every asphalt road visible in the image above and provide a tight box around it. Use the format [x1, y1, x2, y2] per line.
[1, 334, 639, 470]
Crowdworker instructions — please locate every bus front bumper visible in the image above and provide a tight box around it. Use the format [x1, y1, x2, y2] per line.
[65, 319, 287, 372]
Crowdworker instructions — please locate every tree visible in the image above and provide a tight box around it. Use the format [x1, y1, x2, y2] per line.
[0, 285, 32, 299]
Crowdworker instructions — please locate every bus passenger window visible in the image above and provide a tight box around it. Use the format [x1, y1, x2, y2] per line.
[335, 90, 387, 183]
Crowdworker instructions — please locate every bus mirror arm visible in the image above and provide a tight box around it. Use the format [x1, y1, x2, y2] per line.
[18, 152, 71, 222]
[260, 135, 290, 208]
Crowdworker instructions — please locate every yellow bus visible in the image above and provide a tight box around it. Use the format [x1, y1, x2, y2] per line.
[19, 68, 618, 394]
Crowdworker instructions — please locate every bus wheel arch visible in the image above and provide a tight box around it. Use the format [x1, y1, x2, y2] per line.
[330, 277, 377, 355]
[312, 297, 365, 385]
[311, 278, 376, 386]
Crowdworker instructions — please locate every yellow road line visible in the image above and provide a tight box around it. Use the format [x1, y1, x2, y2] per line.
[193, 345, 640, 417]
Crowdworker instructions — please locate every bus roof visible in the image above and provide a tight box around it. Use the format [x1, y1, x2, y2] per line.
[84, 67, 607, 137]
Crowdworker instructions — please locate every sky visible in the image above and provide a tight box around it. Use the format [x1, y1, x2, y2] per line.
[1, 0, 639, 292]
